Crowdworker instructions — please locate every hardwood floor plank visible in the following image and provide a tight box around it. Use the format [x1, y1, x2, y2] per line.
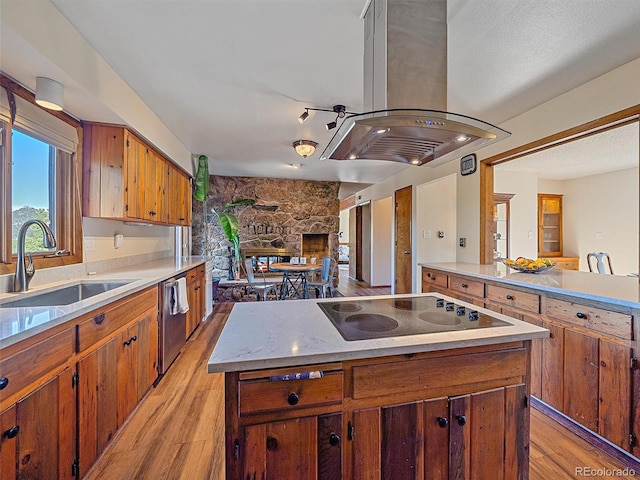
[86, 274, 636, 479]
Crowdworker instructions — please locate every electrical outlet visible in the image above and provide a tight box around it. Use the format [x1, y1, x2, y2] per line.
[528, 231, 533, 240]
[85, 236, 95, 251]
[596, 232, 603, 240]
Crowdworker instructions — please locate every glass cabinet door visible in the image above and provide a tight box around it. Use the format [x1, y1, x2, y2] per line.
[538, 194, 563, 256]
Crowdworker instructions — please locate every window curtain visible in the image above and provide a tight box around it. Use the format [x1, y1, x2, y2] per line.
[0, 86, 78, 153]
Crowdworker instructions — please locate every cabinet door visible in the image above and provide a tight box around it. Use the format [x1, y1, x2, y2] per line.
[563, 330, 599, 431]
[125, 133, 147, 220]
[523, 315, 543, 399]
[186, 277, 198, 340]
[541, 321, 564, 410]
[538, 194, 563, 256]
[318, 413, 342, 480]
[15, 368, 74, 480]
[242, 417, 317, 480]
[0, 406, 17, 480]
[599, 340, 632, 449]
[424, 397, 449, 480]
[78, 336, 119, 478]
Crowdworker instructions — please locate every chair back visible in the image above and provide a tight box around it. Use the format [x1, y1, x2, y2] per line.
[244, 258, 256, 284]
[587, 252, 614, 274]
[320, 256, 332, 282]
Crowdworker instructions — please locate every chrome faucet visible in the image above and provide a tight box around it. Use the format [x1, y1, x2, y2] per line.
[14, 220, 57, 292]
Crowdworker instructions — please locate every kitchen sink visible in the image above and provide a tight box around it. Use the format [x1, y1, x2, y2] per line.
[0, 281, 134, 308]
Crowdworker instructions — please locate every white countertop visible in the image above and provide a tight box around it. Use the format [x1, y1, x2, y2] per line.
[206, 293, 549, 373]
[0, 256, 209, 348]
[420, 262, 640, 309]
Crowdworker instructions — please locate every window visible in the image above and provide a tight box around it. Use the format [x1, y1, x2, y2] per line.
[0, 76, 83, 275]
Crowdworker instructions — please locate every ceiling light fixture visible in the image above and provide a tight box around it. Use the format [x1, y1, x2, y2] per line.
[293, 140, 318, 158]
[289, 163, 301, 169]
[35, 77, 64, 111]
[297, 104, 356, 130]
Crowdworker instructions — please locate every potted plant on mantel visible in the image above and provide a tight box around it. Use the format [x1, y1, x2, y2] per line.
[212, 198, 255, 280]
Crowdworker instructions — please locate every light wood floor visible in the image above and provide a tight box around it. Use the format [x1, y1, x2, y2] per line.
[86, 272, 637, 479]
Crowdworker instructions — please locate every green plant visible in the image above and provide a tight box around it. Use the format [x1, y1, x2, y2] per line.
[211, 198, 255, 268]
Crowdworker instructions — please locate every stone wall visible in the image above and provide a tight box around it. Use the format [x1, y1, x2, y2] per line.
[192, 175, 341, 280]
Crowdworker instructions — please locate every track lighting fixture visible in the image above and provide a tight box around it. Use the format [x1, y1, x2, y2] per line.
[293, 140, 318, 158]
[296, 104, 356, 130]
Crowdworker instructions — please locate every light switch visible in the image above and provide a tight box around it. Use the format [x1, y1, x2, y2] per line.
[459, 238, 466, 247]
[596, 232, 603, 240]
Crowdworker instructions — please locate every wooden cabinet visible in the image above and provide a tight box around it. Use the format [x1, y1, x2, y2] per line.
[225, 343, 531, 480]
[0, 368, 75, 480]
[421, 266, 638, 453]
[83, 122, 191, 226]
[538, 194, 563, 257]
[76, 287, 158, 478]
[186, 265, 206, 339]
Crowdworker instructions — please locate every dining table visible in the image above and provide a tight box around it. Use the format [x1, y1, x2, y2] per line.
[269, 262, 322, 300]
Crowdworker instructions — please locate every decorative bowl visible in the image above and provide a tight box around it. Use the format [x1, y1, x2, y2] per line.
[500, 258, 555, 274]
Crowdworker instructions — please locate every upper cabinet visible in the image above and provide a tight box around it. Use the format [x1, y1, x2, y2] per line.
[538, 193, 563, 257]
[83, 123, 192, 226]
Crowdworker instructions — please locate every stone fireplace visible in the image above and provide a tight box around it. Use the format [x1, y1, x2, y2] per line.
[191, 175, 340, 281]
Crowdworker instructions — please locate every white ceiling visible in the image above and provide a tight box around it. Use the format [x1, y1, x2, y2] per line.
[3, 0, 640, 196]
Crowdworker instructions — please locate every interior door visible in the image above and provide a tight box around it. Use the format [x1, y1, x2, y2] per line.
[394, 186, 413, 293]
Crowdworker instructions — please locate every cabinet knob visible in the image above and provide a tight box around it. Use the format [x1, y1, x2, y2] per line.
[0, 377, 8, 390]
[576, 312, 587, 319]
[506, 294, 514, 300]
[437, 416, 448, 428]
[93, 313, 105, 325]
[287, 392, 299, 406]
[4, 425, 19, 439]
[461, 283, 468, 288]
[329, 432, 340, 447]
[266, 436, 278, 451]
[455, 415, 467, 426]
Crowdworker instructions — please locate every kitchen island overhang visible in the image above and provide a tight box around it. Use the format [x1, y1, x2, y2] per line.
[208, 293, 548, 480]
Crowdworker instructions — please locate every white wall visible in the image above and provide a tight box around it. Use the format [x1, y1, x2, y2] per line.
[370, 197, 392, 287]
[540, 168, 639, 275]
[494, 170, 538, 259]
[354, 57, 640, 267]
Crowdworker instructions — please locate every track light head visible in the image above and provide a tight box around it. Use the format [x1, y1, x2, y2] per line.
[298, 110, 309, 124]
[326, 120, 337, 131]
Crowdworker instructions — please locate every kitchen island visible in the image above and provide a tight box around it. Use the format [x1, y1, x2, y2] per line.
[208, 293, 548, 479]
[420, 262, 640, 458]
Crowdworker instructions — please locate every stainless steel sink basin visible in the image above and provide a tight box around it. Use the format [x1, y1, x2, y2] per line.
[0, 281, 134, 308]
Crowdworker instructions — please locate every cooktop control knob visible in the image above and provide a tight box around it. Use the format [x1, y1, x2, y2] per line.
[436, 298, 445, 308]
[456, 306, 466, 316]
[469, 310, 480, 321]
[445, 302, 455, 311]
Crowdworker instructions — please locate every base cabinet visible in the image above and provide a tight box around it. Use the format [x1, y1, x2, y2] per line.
[186, 265, 205, 339]
[225, 343, 531, 480]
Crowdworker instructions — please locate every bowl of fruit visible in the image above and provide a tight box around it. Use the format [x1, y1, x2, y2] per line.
[501, 257, 555, 273]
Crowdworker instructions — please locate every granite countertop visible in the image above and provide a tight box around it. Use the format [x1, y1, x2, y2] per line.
[0, 256, 209, 349]
[206, 293, 549, 373]
[420, 262, 640, 309]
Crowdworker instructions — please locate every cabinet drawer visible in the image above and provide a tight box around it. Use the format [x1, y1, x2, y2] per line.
[422, 268, 448, 289]
[552, 257, 579, 271]
[0, 328, 74, 402]
[486, 285, 539, 314]
[239, 372, 343, 416]
[76, 287, 158, 352]
[449, 276, 485, 299]
[187, 265, 205, 282]
[545, 298, 632, 340]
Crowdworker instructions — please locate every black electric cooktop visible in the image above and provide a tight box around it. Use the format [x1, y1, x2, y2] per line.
[317, 295, 510, 341]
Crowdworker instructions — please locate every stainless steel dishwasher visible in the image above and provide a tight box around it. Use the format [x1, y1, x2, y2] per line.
[159, 274, 187, 374]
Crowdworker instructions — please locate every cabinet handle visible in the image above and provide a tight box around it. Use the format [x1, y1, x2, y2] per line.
[576, 312, 587, 319]
[437, 416, 448, 428]
[0, 377, 8, 390]
[131, 335, 137, 342]
[149, 211, 156, 216]
[506, 294, 514, 300]
[93, 313, 105, 325]
[266, 436, 278, 451]
[124, 339, 131, 346]
[287, 392, 299, 406]
[461, 283, 468, 288]
[455, 415, 467, 426]
[4, 425, 19, 439]
[329, 432, 341, 447]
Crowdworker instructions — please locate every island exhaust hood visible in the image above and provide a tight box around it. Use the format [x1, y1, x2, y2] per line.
[320, 0, 510, 167]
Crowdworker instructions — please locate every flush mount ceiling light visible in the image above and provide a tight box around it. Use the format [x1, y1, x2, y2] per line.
[35, 77, 64, 111]
[292, 140, 318, 158]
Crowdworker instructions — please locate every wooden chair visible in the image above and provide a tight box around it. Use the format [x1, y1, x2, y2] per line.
[308, 256, 334, 298]
[244, 258, 278, 300]
[587, 252, 615, 274]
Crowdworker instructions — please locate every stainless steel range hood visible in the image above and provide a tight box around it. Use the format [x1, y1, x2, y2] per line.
[320, 0, 510, 167]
